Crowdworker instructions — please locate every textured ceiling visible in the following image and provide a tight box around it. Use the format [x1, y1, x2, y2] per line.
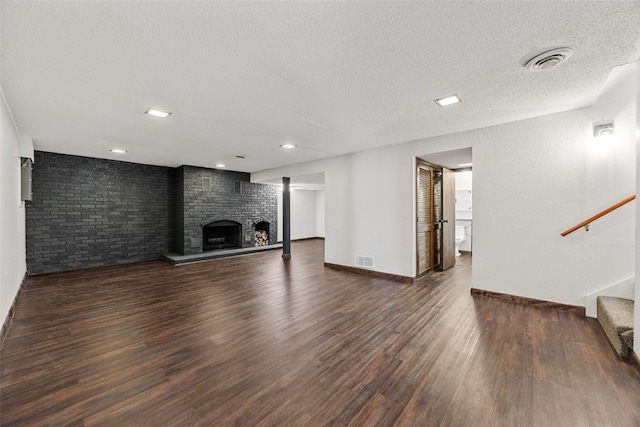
[420, 148, 473, 171]
[2, 1, 640, 173]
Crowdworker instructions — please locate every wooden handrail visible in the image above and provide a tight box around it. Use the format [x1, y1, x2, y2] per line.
[561, 194, 636, 237]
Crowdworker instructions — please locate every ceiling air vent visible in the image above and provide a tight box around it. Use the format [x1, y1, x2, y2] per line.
[525, 48, 574, 71]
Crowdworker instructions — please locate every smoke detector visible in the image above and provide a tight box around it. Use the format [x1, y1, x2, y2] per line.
[525, 48, 574, 71]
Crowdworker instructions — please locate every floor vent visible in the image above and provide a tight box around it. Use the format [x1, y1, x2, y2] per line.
[355, 256, 374, 269]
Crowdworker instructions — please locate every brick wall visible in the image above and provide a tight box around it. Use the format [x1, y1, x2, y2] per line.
[177, 166, 278, 255]
[175, 168, 185, 255]
[26, 152, 176, 273]
[26, 152, 278, 273]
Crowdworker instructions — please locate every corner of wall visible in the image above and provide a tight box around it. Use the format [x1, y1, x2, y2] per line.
[634, 60, 640, 356]
[0, 86, 28, 330]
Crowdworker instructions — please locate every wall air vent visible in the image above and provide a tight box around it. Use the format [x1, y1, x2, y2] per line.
[355, 256, 374, 269]
[593, 120, 615, 137]
[202, 177, 211, 192]
[525, 48, 574, 71]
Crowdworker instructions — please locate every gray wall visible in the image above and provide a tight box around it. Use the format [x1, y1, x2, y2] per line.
[26, 152, 176, 274]
[26, 152, 278, 273]
[177, 166, 278, 255]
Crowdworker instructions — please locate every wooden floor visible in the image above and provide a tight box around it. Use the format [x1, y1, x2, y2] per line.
[2, 239, 640, 426]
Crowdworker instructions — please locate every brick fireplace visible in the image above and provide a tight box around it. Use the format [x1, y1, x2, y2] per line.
[202, 220, 242, 251]
[176, 165, 278, 256]
[25, 152, 278, 273]
[254, 221, 270, 246]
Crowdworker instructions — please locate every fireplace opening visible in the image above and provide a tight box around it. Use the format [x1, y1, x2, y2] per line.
[254, 221, 270, 247]
[203, 220, 242, 251]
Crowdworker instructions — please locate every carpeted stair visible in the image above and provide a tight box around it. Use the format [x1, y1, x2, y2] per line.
[597, 296, 634, 358]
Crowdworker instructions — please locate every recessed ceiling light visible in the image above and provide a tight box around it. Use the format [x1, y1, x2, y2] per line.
[280, 144, 297, 149]
[215, 163, 226, 168]
[435, 94, 462, 107]
[145, 108, 172, 118]
[235, 154, 248, 159]
[458, 163, 472, 167]
[110, 149, 126, 154]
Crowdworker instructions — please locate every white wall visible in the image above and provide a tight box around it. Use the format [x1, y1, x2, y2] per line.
[254, 64, 636, 308]
[455, 171, 472, 251]
[635, 62, 640, 356]
[291, 190, 317, 239]
[255, 143, 464, 277]
[277, 188, 324, 241]
[316, 190, 325, 238]
[455, 170, 473, 191]
[472, 112, 634, 306]
[0, 89, 27, 329]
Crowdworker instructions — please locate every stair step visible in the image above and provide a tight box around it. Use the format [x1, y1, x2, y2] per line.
[597, 296, 634, 358]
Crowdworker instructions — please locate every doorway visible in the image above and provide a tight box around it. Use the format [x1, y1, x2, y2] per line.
[416, 159, 455, 277]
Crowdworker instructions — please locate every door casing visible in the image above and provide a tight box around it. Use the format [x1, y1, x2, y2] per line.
[416, 160, 456, 277]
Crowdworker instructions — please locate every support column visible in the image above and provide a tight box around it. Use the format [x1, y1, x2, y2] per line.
[282, 177, 291, 259]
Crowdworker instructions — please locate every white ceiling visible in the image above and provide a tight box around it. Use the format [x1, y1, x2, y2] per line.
[420, 148, 473, 170]
[2, 1, 640, 174]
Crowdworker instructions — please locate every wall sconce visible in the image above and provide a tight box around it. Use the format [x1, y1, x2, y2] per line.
[593, 121, 615, 137]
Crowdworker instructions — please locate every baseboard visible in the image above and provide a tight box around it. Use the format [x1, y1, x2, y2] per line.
[0, 273, 28, 350]
[631, 350, 640, 371]
[471, 288, 585, 316]
[292, 237, 325, 241]
[324, 262, 413, 284]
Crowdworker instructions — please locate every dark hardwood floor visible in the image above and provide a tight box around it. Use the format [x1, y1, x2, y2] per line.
[1, 239, 639, 426]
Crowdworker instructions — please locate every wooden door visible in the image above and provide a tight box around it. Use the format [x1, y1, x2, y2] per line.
[441, 167, 456, 270]
[416, 163, 433, 277]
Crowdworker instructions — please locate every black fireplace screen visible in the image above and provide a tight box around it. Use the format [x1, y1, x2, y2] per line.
[203, 220, 242, 251]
